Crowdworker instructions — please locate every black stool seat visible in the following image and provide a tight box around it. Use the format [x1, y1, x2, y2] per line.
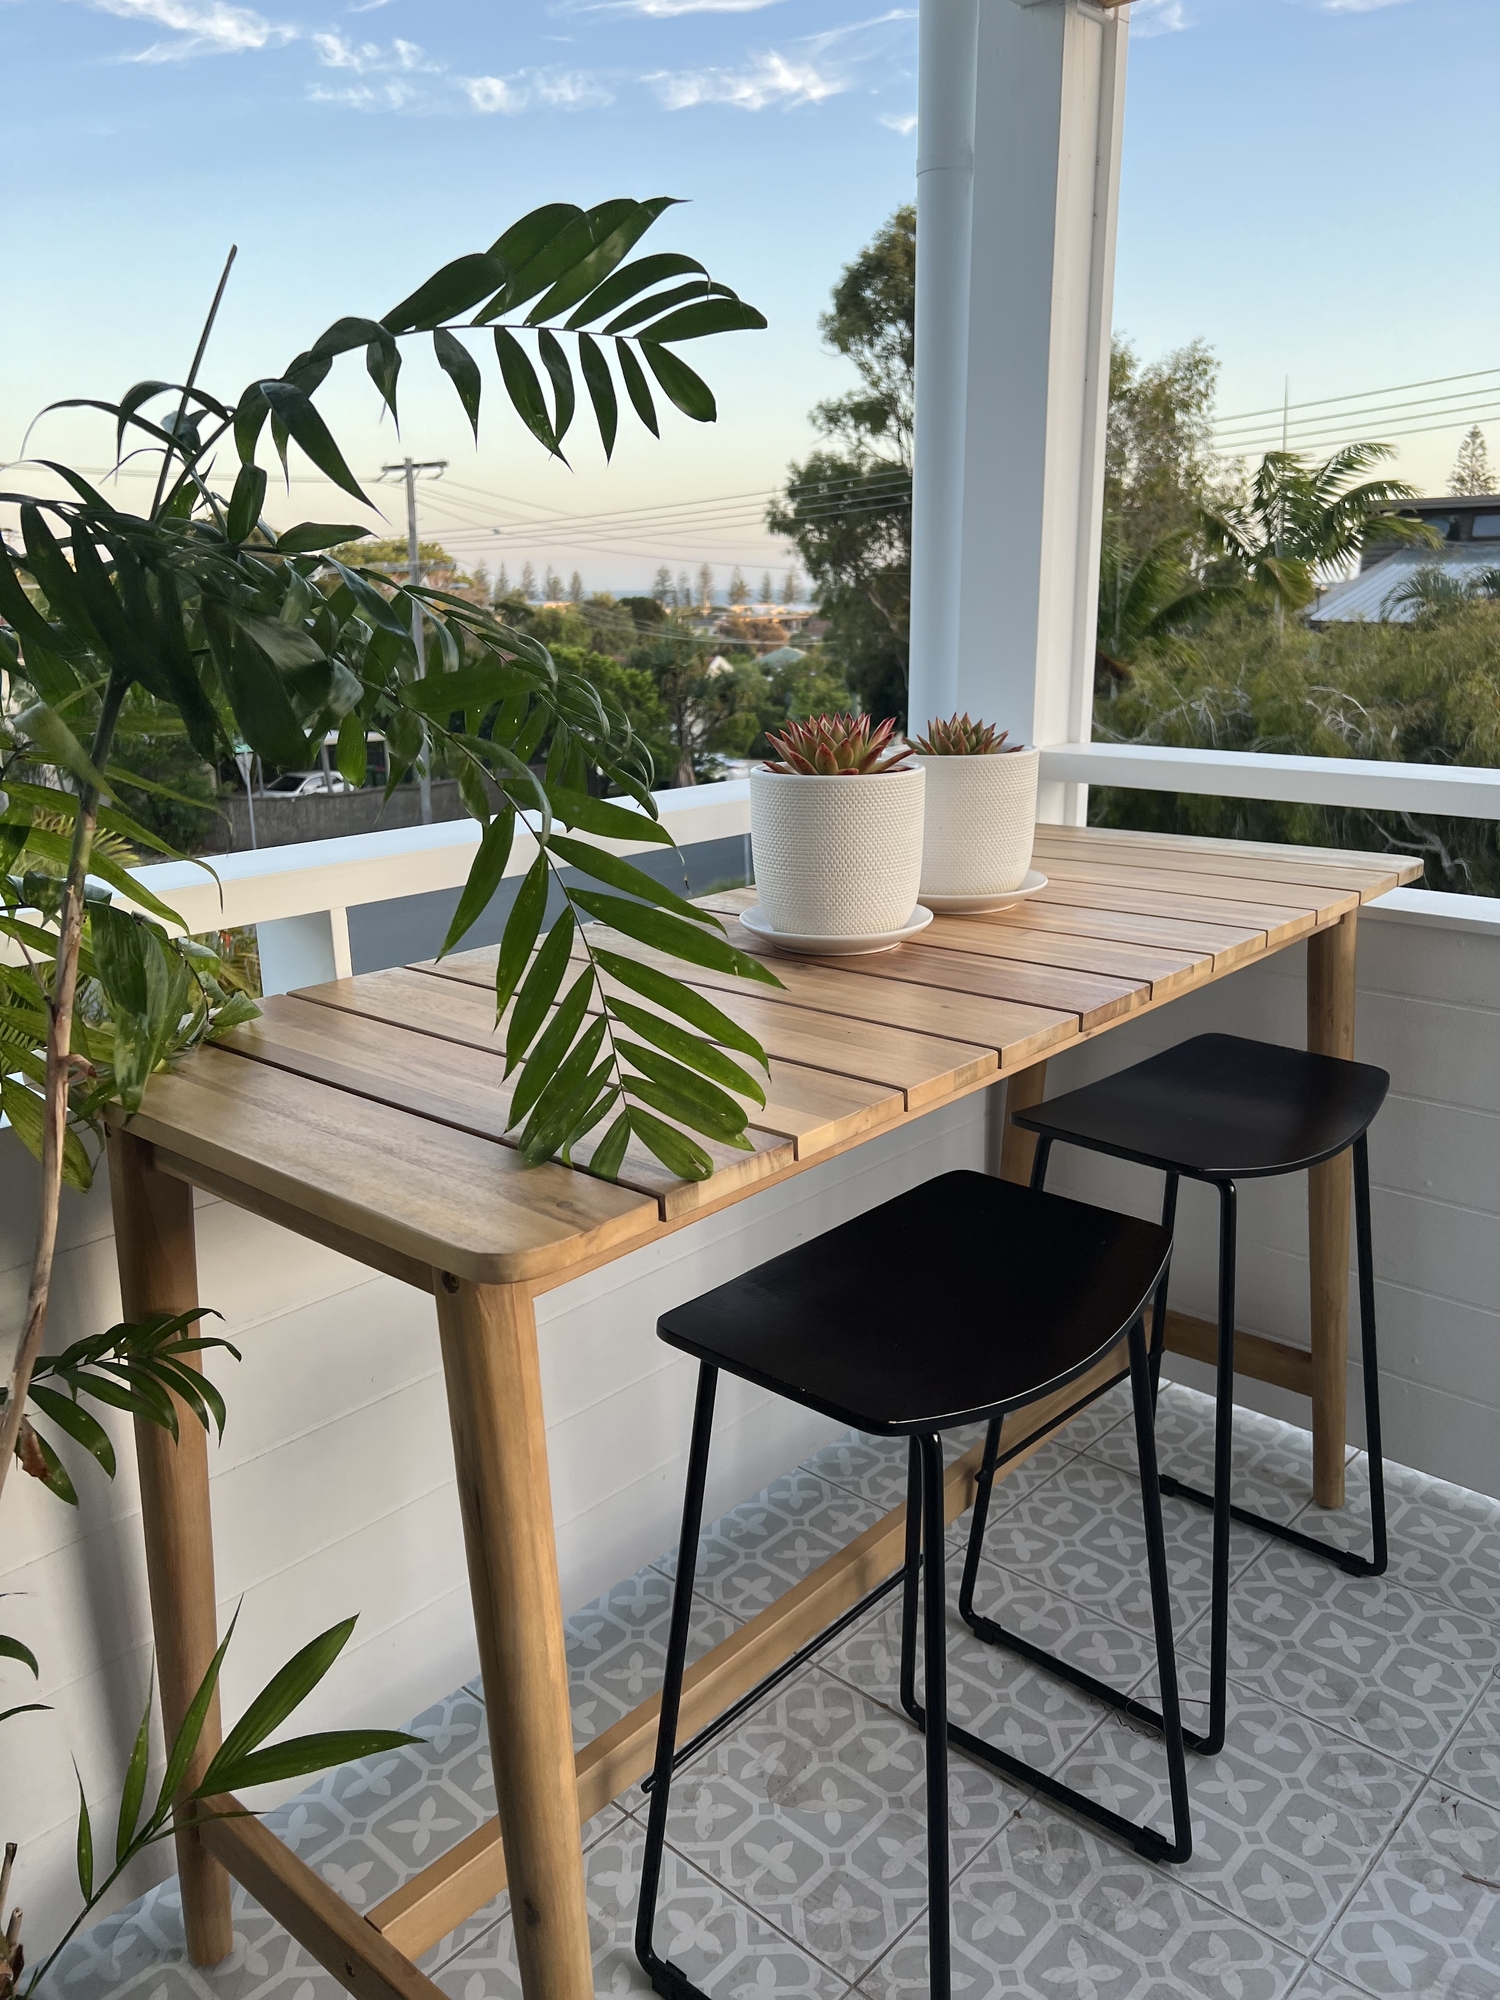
[988, 1029, 1391, 1766]
[1013, 1033, 1389, 1180]
[639, 1172, 1196, 2000]
[659, 1171, 1171, 1434]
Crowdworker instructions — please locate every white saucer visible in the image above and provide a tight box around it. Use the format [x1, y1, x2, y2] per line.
[739, 902, 935, 957]
[917, 870, 1050, 916]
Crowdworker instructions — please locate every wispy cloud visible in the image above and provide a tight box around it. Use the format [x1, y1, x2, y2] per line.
[312, 29, 434, 72]
[646, 50, 845, 110]
[878, 110, 915, 136]
[91, 0, 294, 60]
[463, 67, 614, 113]
[568, 0, 785, 14]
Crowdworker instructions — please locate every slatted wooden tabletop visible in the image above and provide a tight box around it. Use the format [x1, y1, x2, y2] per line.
[116, 828, 1420, 1285]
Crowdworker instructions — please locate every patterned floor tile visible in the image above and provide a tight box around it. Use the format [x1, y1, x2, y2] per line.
[1319, 1781, 1500, 1998]
[436, 1813, 847, 1997]
[1288, 1962, 1381, 1998]
[1436, 1673, 1500, 1811]
[822, 1578, 1124, 1781]
[656, 1663, 1025, 1986]
[1299, 1455, 1500, 1627]
[806, 1424, 1084, 1520]
[858, 1803, 1304, 1999]
[655, 1469, 884, 1623]
[1090, 1382, 1342, 1530]
[564, 1562, 739, 1751]
[1182, 1543, 1500, 1771]
[967, 1450, 1266, 1643]
[1054, 1695, 1422, 1952]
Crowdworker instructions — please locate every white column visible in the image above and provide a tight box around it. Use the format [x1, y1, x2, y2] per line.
[909, 0, 979, 723]
[910, 0, 1128, 826]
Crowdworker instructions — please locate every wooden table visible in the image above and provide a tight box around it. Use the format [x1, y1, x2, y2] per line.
[107, 826, 1420, 2000]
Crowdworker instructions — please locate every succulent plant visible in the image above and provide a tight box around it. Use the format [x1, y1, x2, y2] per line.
[910, 714, 1024, 756]
[762, 713, 913, 775]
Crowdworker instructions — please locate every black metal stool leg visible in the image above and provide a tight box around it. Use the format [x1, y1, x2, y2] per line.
[909, 1319, 1195, 1862]
[956, 1416, 1003, 1634]
[1354, 1135, 1389, 1575]
[1125, 1313, 1193, 1861]
[1148, 1174, 1180, 1409]
[1028, 1134, 1054, 1192]
[1158, 1146, 1389, 1580]
[919, 1433, 952, 2000]
[636, 1364, 719, 1999]
[899, 1437, 923, 1729]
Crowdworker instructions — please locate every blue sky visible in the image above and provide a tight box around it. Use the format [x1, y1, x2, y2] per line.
[2, 0, 1495, 592]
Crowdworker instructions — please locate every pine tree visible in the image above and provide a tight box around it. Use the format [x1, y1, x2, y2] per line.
[1449, 426, 1494, 498]
[543, 565, 564, 601]
[496, 562, 511, 599]
[780, 568, 801, 605]
[652, 565, 674, 604]
[696, 563, 714, 611]
[569, 570, 585, 604]
[728, 566, 750, 605]
[520, 560, 537, 601]
[677, 570, 691, 609]
[759, 571, 774, 603]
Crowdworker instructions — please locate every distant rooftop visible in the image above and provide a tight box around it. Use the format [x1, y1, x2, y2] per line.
[1312, 541, 1500, 624]
[1362, 494, 1500, 571]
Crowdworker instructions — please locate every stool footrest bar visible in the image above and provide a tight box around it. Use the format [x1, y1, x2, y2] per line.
[963, 1610, 1215, 1756]
[1156, 1474, 1386, 1577]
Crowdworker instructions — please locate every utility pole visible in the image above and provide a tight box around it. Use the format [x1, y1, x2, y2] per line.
[381, 457, 447, 822]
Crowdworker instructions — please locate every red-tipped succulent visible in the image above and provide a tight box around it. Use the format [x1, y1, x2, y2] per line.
[762, 713, 912, 776]
[910, 714, 1024, 756]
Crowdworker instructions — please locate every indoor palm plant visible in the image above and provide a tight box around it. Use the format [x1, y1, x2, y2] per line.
[909, 713, 1039, 907]
[1, 195, 778, 1981]
[749, 713, 923, 938]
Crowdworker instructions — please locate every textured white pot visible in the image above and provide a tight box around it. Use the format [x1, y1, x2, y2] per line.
[750, 764, 926, 936]
[913, 747, 1041, 898]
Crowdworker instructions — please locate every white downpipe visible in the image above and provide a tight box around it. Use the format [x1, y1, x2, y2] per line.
[909, 0, 980, 732]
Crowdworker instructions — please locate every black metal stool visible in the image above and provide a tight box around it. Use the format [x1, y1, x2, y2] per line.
[636, 1170, 1193, 2000]
[986, 1030, 1389, 1760]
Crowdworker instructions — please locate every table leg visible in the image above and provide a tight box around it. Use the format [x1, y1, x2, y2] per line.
[999, 1061, 1049, 1185]
[434, 1276, 593, 2000]
[1307, 913, 1357, 1509]
[107, 1132, 233, 1966]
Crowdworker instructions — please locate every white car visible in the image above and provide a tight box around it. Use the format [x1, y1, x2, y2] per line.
[261, 771, 358, 797]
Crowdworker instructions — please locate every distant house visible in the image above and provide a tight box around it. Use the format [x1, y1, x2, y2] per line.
[1311, 494, 1500, 624]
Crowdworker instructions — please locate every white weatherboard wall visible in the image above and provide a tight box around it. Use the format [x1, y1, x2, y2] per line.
[1046, 900, 1500, 1493]
[1, 1088, 990, 1954]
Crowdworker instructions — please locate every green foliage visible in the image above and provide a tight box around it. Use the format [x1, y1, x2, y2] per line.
[1091, 601, 1500, 893]
[768, 205, 914, 724]
[0, 196, 776, 1189]
[18, 1612, 419, 1997]
[1202, 444, 1437, 610]
[1105, 339, 1226, 558]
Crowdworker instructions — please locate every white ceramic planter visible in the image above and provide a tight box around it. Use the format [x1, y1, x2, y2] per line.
[750, 764, 926, 936]
[913, 747, 1040, 899]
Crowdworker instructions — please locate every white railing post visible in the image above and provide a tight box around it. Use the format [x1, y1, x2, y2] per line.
[256, 908, 353, 995]
[911, 0, 1128, 824]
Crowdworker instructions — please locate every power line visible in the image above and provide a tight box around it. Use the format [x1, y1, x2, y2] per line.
[1214, 364, 1500, 426]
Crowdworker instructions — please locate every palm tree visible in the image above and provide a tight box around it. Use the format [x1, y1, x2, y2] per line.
[1096, 524, 1240, 685]
[1202, 443, 1437, 613]
[1382, 562, 1500, 623]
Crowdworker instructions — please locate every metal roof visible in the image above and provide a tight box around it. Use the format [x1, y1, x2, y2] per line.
[1309, 545, 1500, 624]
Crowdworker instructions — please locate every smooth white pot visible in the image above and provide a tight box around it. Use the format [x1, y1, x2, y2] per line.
[913, 747, 1041, 898]
[750, 764, 926, 936]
